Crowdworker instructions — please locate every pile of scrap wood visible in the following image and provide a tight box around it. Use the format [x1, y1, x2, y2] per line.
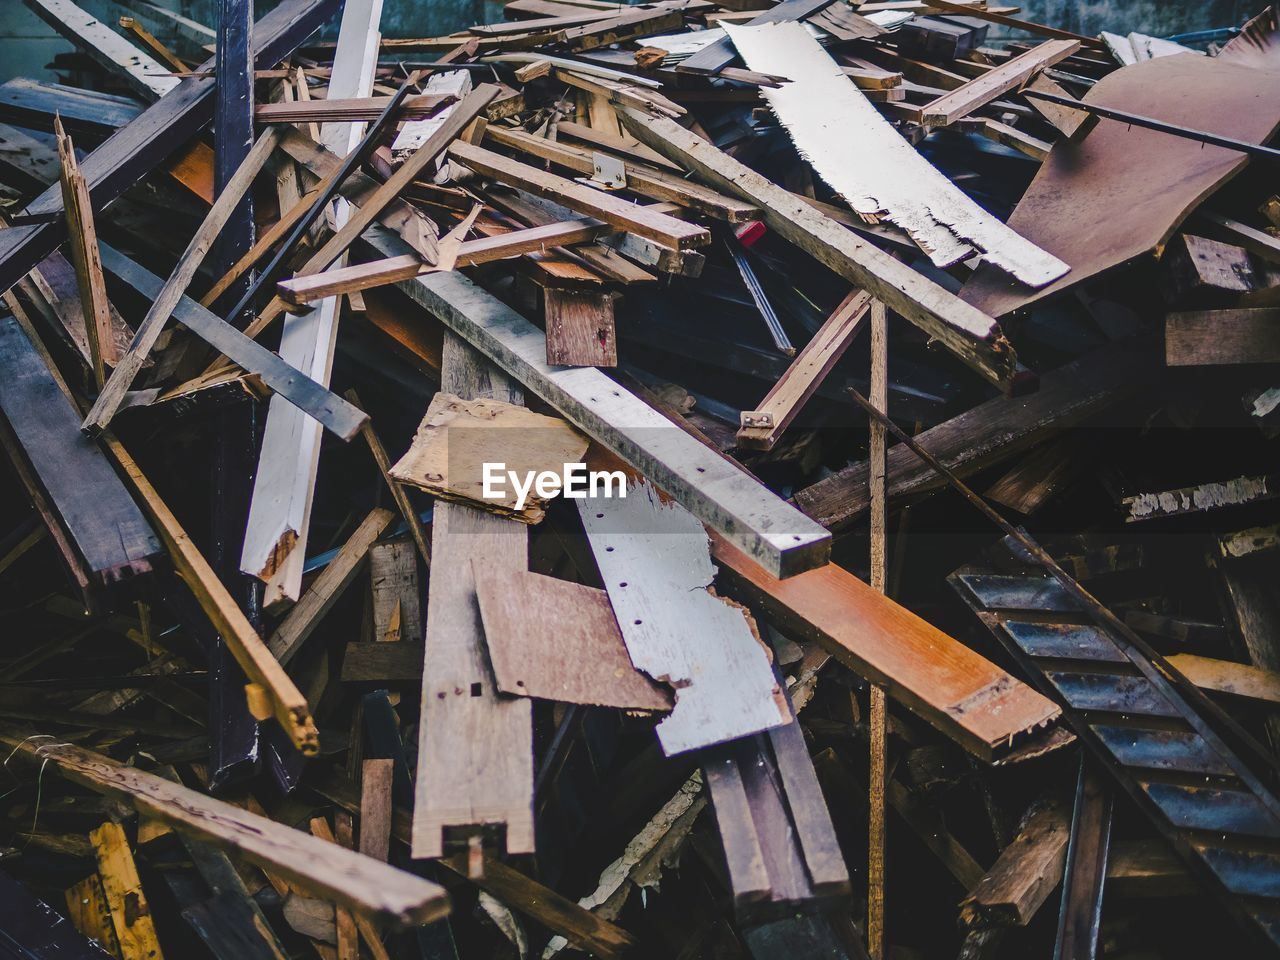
[1, 0, 1280, 956]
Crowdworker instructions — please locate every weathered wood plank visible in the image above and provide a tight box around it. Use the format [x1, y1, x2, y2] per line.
[919, 39, 1080, 126]
[1165, 308, 1280, 366]
[89, 821, 166, 960]
[4, 736, 451, 926]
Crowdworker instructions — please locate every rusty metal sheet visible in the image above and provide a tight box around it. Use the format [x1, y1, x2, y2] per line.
[961, 52, 1280, 317]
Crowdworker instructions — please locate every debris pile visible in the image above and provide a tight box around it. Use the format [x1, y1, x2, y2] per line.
[0, 0, 1278, 957]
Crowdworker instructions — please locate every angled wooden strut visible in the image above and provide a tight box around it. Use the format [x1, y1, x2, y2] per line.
[413, 332, 534, 859]
[0, 0, 342, 298]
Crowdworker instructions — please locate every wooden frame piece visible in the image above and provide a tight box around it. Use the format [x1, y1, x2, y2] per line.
[918, 39, 1080, 126]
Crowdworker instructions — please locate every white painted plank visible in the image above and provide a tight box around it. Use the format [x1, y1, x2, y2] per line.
[241, 0, 384, 605]
[577, 480, 791, 755]
[391, 70, 472, 164]
[724, 20, 1068, 287]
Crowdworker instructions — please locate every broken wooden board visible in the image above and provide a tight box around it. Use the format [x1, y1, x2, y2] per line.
[1122, 474, 1277, 522]
[710, 532, 1060, 761]
[1164, 654, 1280, 707]
[960, 793, 1070, 928]
[0, 313, 161, 586]
[612, 105, 1022, 392]
[365, 240, 830, 578]
[2, 735, 451, 926]
[474, 567, 673, 711]
[388, 392, 589, 523]
[413, 333, 534, 860]
[962, 52, 1280, 316]
[89, 820, 165, 960]
[724, 20, 1068, 286]
[919, 39, 1080, 126]
[544, 286, 618, 367]
[1166, 308, 1280, 366]
[578, 479, 791, 755]
[794, 344, 1156, 531]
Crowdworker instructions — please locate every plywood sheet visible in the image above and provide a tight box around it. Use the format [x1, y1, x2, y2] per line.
[474, 567, 673, 711]
[962, 52, 1280, 316]
[724, 20, 1067, 287]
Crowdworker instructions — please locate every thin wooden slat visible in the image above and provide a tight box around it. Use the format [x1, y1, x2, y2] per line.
[359, 759, 395, 862]
[255, 93, 451, 123]
[365, 247, 831, 578]
[4, 737, 451, 927]
[711, 532, 1060, 761]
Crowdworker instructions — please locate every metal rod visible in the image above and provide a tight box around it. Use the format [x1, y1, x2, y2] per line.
[219, 73, 418, 326]
[846, 387, 1280, 786]
[1022, 88, 1280, 163]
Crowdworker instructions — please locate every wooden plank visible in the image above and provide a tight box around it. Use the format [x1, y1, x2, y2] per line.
[369, 540, 421, 643]
[1165, 654, 1280, 705]
[474, 567, 673, 710]
[391, 70, 472, 159]
[1201, 212, 1280, 266]
[342, 641, 422, 682]
[0, 314, 161, 585]
[544, 286, 617, 367]
[614, 106, 1021, 392]
[738, 289, 871, 450]
[96, 244, 367, 440]
[117, 15, 190, 73]
[412, 332, 534, 859]
[365, 243, 831, 578]
[359, 759, 395, 862]
[578, 479, 791, 754]
[26, 249, 133, 370]
[5, 736, 451, 926]
[89, 821, 166, 960]
[556, 4, 686, 50]
[482, 124, 759, 223]
[21, 0, 181, 99]
[0, 0, 341, 298]
[242, 0, 386, 608]
[82, 127, 280, 434]
[54, 117, 115, 389]
[1165, 308, 1280, 366]
[960, 794, 1071, 927]
[448, 141, 709, 250]
[920, 39, 1079, 126]
[267, 508, 397, 665]
[711, 532, 1060, 760]
[725, 21, 1067, 288]
[793, 344, 1155, 530]
[256, 93, 451, 124]
[102, 433, 319, 754]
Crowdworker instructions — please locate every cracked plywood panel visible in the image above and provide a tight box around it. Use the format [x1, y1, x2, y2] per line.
[723, 20, 1068, 288]
[578, 479, 790, 755]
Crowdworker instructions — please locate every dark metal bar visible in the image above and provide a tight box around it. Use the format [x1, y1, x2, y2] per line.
[1054, 755, 1112, 960]
[219, 75, 417, 328]
[214, 0, 256, 308]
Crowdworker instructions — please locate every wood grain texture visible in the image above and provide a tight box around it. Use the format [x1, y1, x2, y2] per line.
[9, 737, 451, 926]
[474, 567, 673, 710]
[711, 533, 1060, 760]
[365, 250, 830, 578]
[544, 287, 617, 367]
[65, 873, 123, 958]
[369, 540, 421, 643]
[359, 759, 395, 862]
[1165, 308, 1280, 366]
[960, 794, 1070, 928]
[920, 39, 1079, 125]
[413, 333, 534, 859]
[90, 821, 165, 960]
[579, 480, 791, 754]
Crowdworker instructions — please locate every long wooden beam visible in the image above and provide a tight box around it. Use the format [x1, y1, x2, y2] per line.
[0, 0, 341, 297]
[0, 735, 450, 926]
[614, 105, 1023, 392]
[919, 40, 1080, 127]
[366, 228, 830, 578]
